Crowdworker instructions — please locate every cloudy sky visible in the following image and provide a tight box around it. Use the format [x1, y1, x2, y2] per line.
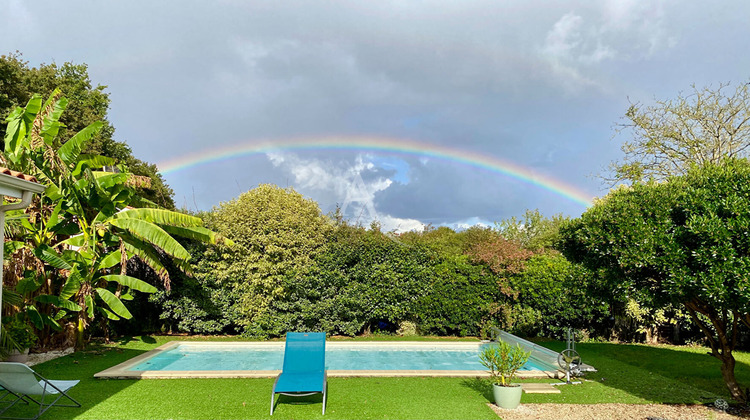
[3, 1, 749, 231]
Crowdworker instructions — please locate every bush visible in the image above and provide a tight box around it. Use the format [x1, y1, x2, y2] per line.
[414, 255, 501, 336]
[509, 254, 610, 338]
[147, 195, 611, 341]
[6, 319, 37, 351]
[252, 225, 435, 337]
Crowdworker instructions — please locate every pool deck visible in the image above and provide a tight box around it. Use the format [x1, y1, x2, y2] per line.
[95, 341, 562, 379]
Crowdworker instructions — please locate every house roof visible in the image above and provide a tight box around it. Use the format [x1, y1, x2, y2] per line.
[0, 166, 46, 198]
[0, 167, 38, 184]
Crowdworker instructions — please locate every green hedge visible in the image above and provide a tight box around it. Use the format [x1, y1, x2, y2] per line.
[146, 186, 612, 340]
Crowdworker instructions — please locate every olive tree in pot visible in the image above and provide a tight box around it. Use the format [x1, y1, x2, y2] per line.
[479, 341, 532, 409]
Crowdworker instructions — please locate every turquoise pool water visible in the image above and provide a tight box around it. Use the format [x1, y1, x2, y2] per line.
[129, 343, 548, 372]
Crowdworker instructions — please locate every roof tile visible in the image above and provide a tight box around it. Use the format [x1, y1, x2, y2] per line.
[0, 167, 39, 183]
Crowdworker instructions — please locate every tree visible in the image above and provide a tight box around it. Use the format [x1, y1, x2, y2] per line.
[2, 91, 229, 347]
[0, 52, 175, 209]
[560, 159, 750, 402]
[398, 225, 497, 256]
[200, 185, 331, 334]
[494, 209, 570, 252]
[509, 253, 610, 339]
[468, 235, 533, 286]
[609, 81, 750, 183]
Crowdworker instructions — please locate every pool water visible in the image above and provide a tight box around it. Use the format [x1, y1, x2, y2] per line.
[129, 343, 547, 372]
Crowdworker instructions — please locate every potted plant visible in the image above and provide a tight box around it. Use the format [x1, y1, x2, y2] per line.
[479, 341, 532, 409]
[4, 319, 38, 363]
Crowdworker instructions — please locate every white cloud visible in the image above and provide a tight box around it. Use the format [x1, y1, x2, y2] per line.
[539, 13, 603, 91]
[542, 12, 585, 61]
[266, 152, 423, 232]
[600, 0, 673, 56]
[378, 215, 425, 233]
[538, 1, 675, 91]
[442, 217, 492, 231]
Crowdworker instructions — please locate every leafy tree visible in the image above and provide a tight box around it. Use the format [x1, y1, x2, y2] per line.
[0, 52, 174, 208]
[200, 184, 331, 334]
[2, 91, 228, 347]
[509, 254, 609, 339]
[560, 159, 750, 402]
[494, 209, 570, 252]
[415, 253, 501, 336]
[399, 225, 496, 256]
[609, 81, 750, 183]
[467, 234, 533, 290]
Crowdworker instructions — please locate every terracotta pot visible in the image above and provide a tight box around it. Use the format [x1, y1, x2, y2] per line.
[492, 383, 523, 409]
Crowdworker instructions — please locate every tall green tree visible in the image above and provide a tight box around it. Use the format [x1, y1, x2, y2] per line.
[494, 209, 570, 252]
[609, 81, 750, 183]
[0, 52, 175, 208]
[200, 184, 331, 334]
[2, 91, 229, 347]
[560, 159, 750, 403]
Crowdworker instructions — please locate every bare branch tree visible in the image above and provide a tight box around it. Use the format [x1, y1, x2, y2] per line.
[607, 81, 750, 183]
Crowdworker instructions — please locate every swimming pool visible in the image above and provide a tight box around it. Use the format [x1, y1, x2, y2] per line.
[95, 341, 560, 379]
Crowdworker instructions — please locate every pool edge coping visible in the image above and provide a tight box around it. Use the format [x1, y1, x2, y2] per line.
[94, 341, 562, 379]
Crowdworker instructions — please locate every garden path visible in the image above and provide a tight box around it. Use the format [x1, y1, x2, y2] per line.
[490, 403, 737, 419]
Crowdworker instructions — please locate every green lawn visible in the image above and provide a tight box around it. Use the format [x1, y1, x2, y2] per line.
[7, 336, 750, 419]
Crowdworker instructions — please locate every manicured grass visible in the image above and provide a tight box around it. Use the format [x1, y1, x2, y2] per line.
[6, 336, 750, 419]
[519, 340, 750, 404]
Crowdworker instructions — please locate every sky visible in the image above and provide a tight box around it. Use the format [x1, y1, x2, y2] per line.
[3, 1, 750, 232]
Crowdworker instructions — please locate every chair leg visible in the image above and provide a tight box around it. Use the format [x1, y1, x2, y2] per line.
[270, 375, 281, 416]
[322, 384, 327, 415]
[2, 392, 30, 407]
[0, 390, 80, 420]
[0, 395, 24, 417]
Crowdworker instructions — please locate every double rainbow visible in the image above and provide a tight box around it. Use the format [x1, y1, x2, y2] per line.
[157, 136, 594, 207]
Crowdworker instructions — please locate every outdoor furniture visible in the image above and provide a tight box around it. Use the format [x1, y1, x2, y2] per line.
[0, 386, 28, 407]
[270, 332, 327, 415]
[0, 362, 80, 420]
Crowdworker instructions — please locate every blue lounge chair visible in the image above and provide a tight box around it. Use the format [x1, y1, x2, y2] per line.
[270, 332, 327, 415]
[0, 362, 80, 420]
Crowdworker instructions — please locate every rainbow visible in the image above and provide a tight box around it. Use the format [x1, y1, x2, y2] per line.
[157, 136, 594, 207]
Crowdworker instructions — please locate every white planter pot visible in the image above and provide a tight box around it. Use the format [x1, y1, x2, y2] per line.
[492, 383, 523, 409]
[6, 348, 29, 363]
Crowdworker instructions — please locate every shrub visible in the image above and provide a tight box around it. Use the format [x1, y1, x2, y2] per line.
[414, 255, 501, 336]
[479, 341, 531, 386]
[252, 225, 434, 337]
[6, 319, 37, 351]
[509, 254, 610, 338]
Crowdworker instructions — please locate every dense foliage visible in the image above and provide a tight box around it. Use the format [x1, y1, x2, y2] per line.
[1, 91, 228, 348]
[152, 185, 331, 335]
[494, 209, 570, 252]
[150, 187, 612, 341]
[509, 254, 609, 338]
[560, 159, 750, 402]
[0, 52, 175, 208]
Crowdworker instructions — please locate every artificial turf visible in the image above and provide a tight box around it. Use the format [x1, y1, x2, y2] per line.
[6, 335, 750, 419]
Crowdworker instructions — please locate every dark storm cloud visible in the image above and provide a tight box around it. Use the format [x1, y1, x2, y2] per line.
[4, 1, 750, 230]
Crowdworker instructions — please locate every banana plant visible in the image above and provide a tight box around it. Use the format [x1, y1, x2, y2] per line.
[3, 91, 231, 347]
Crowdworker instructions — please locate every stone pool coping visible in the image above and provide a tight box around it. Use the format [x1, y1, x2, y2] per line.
[94, 341, 561, 379]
